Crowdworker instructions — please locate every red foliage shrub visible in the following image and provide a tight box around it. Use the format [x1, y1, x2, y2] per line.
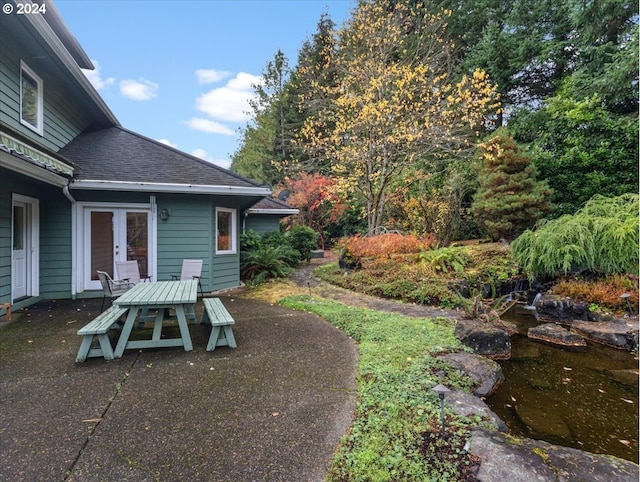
[340, 233, 435, 260]
[551, 274, 639, 314]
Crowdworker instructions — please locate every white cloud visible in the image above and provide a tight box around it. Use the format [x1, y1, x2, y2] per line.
[120, 78, 159, 101]
[195, 69, 231, 85]
[157, 138, 178, 148]
[191, 148, 231, 169]
[82, 59, 115, 90]
[195, 72, 261, 122]
[185, 118, 236, 136]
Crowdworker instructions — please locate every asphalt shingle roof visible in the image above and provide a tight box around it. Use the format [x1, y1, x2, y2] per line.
[59, 126, 264, 189]
[250, 197, 297, 211]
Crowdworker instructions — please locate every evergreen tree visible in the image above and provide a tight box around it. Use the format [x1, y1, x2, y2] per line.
[289, 13, 339, 174]
[472, 130, 552, 241]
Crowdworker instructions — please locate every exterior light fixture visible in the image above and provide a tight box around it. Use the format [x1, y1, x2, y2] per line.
[431, 383, 451, 437]
[160, 208, 170, 221]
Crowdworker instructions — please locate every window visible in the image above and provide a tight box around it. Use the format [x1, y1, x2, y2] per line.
[20, 62, 43, 134]
[216, 207, 236, 254]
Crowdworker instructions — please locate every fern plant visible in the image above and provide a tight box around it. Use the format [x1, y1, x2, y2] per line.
[240, 245, 293, 284]
[418, 246, 471, 274]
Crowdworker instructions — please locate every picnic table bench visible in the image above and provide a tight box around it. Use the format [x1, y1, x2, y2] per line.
[201, 298, 237, 351]
[75, 306, 128, 362]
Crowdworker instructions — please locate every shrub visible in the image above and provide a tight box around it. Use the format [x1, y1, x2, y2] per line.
[512, 194, 639, 278]
[340, 233, 435, 262]
[285, 225, 318, 262]
[551, 274, 639, 314]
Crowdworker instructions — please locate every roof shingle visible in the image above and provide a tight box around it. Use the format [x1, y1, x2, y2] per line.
[60, 126, 264, 189]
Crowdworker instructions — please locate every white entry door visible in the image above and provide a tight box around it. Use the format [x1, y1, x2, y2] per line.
[83, 207, 152, 290]
[11, 196, 38, 300]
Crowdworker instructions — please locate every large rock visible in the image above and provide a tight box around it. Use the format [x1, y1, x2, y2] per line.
[444, 389, 508, 432]
[527, 323, 587, 347]
[455, 319, 512, 360]
[469, 427, 639, 482]
[536, 295, 589, 321]
[438, 351, 504, 397]
[571, 319, 639, 351]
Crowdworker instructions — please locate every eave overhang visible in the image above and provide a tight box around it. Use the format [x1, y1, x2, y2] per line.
[69, 179, 272, 196]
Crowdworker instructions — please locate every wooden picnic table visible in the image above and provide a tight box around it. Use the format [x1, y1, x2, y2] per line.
[113, 280, 198, 358]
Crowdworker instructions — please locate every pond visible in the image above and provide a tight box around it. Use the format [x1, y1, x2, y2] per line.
[485, 311, 639, 464]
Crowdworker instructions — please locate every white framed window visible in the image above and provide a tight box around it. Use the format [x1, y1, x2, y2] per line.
[20, 61, 43, 135]
[216, 207, 236, 254]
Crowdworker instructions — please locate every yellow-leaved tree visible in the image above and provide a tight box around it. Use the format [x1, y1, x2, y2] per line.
[298, 0, 501, 234]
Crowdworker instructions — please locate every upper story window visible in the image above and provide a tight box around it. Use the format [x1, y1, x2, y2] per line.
[20, 61, 43, 135]
[216, 207, 237, 255]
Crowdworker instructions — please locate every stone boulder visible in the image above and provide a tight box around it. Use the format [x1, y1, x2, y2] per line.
[438, 351, 504, 397]
[527, 323, 587, 347]
[571, 319, 639, 351]
[536, 295, 589, 321]
[444, 389, 508, 432]
[469, 427, 639, 482]
[454, 319, 512, 360]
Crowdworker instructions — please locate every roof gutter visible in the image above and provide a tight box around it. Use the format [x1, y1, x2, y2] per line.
[247, 208, 299, 215]
[69, 179, 272, 196]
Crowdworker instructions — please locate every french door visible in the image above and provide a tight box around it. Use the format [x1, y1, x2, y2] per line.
[83, 207, 153, 290]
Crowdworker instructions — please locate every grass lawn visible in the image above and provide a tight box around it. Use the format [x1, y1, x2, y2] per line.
[245, 276, 494, 480]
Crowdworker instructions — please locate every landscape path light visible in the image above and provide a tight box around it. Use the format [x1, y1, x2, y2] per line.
[431, 383, 451, 438]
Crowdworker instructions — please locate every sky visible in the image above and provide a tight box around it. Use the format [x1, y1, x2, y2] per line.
[54, 0, 355, 169]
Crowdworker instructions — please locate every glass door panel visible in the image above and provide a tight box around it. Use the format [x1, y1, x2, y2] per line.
[90, 211, 115, 280]
[126, 212, 148, 278]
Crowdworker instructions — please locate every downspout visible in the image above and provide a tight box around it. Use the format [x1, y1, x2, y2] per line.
[63, 185, 77, 299]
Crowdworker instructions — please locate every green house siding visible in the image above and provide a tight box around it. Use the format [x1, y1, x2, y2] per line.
[39, 191, 72, 299]
[156, 195, 244, 292]
[0, 173, 12, 304]
[0, 17, 94, 151]
[157, 196, 213, 287]
[245, 215, 282, 235]
[0, 169, 72, 305]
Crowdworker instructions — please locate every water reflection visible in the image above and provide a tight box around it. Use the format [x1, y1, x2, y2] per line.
[485, 312, 639, 463]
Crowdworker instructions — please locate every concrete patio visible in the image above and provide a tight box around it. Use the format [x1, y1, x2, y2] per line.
[0, 294, 358, 481]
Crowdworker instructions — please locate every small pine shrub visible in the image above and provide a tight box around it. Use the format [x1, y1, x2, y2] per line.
[512, 194, 639, 278]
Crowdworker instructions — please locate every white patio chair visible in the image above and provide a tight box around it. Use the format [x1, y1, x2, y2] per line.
[171, 259, 204, 297]
[115, 260, 150, 284]
[96, 270, 135, 312]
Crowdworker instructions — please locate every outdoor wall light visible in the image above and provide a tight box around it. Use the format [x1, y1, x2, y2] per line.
[160, 208, 170, 221]
[431, 383, 451, 437]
